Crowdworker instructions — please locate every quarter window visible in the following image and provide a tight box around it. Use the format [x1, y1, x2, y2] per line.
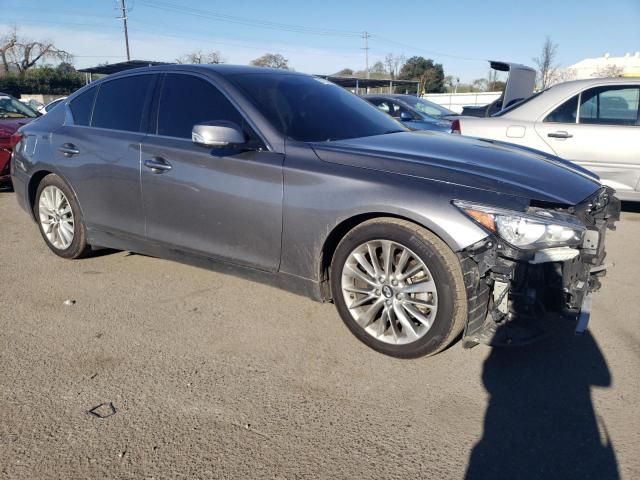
[544, 95, 579, 123]
[157, 74, 245, 139]
[91, 75, 154, 132]
[69, 86, 97, 126]
[578, 86, 639, 126]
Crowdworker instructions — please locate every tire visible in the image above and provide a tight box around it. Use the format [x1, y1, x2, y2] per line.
[33, 173, 91, 259]
[330, 218, 467, 358]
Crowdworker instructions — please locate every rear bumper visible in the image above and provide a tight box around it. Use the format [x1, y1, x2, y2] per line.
[460, 187, 620, 347]
[9, 154, 31, 215]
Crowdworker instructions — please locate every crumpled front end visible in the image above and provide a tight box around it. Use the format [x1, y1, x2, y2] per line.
[459, 187, 620, 347]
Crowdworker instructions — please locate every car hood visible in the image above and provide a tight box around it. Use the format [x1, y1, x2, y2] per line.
[310, 131, 601, 205]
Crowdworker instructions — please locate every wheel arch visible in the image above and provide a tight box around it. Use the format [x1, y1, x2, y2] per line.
[27, 169, 85, 223]
[318, 211, 460, 301]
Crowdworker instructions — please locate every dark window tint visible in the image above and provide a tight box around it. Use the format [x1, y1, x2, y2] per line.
[544, 94, 579, 123]
[92, 75, 153, 132]
[157, 74, 245, 139]
[69, 86, 97, 126]
[579, 86, 639, 126]
[229, 73, 406, 142]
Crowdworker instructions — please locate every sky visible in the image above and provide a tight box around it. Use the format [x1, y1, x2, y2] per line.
[1, 0, 639, 82]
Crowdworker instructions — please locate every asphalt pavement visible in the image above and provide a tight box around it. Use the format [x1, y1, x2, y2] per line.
[1, 189, 639, 479]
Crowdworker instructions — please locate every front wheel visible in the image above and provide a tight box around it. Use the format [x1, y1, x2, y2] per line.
[34, 174, 91, 259]
[331, 218, 468, 358]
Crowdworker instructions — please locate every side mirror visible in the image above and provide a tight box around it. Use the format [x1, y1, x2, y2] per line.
[399, 111, 413, 121]
[192, 121, 245, 148]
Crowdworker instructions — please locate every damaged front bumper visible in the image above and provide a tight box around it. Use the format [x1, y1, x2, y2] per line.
[460, 187, 620, 348]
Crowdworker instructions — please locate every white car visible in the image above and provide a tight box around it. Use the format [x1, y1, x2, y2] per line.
[39, 97, 67, 114]
[454, 78, 640, 201]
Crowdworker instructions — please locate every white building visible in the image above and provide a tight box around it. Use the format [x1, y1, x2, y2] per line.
[564, 53, 640, 79]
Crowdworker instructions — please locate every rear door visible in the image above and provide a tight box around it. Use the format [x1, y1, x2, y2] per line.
[54, 74, 156, 238]
[140, 72, 284, 271]
[535, 84, 640, 194]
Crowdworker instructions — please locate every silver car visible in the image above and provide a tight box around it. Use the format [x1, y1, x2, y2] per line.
[11, 65, 620, 358]
[454, 78, 640, 201]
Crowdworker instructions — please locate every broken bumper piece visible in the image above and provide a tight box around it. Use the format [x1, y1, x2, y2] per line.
[460, 187, 620, 348]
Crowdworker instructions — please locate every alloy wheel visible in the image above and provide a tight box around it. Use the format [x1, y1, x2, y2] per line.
[340, 239, 438, 345]
[38, 185, 75, 250]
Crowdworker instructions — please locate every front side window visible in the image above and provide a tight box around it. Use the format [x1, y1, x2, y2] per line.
[91, 75, 154, 132]
[544, 94, 579, 123]
[69, 86, 97, 126]
[157, 74, 245, 139]
[579, 86, 639, 126]
[229, 73, 406, 142]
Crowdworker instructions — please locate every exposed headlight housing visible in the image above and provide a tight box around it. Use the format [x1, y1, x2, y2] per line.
[454, 201, 586, 250]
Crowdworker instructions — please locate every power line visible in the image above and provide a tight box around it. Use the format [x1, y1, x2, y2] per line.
[137, 0, 362, 38]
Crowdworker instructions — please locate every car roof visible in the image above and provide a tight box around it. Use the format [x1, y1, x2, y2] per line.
[501, 77, 640, 119]
[102, 63, 308, 78]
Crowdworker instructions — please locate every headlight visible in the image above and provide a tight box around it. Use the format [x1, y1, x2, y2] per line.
[454, 201, 586, 250]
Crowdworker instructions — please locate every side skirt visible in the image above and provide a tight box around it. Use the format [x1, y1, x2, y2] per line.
[87, 226, 323, 302]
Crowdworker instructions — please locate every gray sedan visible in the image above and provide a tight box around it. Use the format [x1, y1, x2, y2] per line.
[11, 65, 619, 358]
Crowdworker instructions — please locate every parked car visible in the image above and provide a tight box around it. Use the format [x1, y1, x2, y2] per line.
[12, 65, 619, 358]
[453, 78, 640, 201]
[0, 93, 39, 185]
[461, 61, 536, 117]
[363, 94, 456, 132]
[40, 97, 67, 114]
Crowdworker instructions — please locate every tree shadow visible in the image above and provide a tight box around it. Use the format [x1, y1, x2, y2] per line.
[465, 320, 619, 480]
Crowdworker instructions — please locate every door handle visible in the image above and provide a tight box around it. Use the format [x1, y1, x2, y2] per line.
[547, 131, 573, 139]
[59, 143, 80, 157]
[144, 157, 172, 174]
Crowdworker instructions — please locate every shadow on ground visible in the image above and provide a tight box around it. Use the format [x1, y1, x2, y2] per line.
[621, 201, 640, 213]
[466, 321, 619, 480]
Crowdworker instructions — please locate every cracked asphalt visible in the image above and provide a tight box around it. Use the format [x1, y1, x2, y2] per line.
[1, 189, 639, 479]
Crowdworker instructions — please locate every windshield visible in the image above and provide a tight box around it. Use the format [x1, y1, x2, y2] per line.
[228, 73, 407, 142]
[0, 95, 39, 119]
[400, 96, 455, 118]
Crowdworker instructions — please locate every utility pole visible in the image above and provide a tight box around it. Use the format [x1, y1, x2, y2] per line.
[119, 0, 131, 61]
[362, 31, 370, 79]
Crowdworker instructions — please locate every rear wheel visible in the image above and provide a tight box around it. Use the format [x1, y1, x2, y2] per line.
[34, 174, 91, 259]
[331, 218, 467, 358]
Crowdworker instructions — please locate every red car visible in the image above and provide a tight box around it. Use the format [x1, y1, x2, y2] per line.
[0, 93, 39, 185]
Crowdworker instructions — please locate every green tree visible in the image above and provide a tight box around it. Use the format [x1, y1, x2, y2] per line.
[250, 53, 289, 70]
[398, 56, 445, 94]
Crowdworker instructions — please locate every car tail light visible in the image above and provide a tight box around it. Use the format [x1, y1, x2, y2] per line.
[451, 119, 461, 134]
[9, 132, 23, 149]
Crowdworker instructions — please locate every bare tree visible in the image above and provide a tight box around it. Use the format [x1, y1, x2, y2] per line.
[250, 53, 289, 70]
[593, 64, 624, 78]
[533, 36, 559, 89]
[0, 27, 71, 74]
[384, 53, 405, 79]
[176, 50, 225, 65]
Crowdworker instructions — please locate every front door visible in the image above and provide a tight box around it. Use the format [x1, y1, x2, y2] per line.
[140, 73, 284, 271]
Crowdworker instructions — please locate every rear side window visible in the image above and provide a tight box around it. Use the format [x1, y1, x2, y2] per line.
[544, 94, 579, 123]
[69, 86, 97, 126]
[579, 86, 639, 126]
[91, 75, 154, 132]
[157, 74, 244, 139]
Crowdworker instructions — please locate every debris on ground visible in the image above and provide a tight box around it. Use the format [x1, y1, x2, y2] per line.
[88, 402, 117, 419]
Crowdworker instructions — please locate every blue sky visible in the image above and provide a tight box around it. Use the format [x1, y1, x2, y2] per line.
[1, 0, 639, 81]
